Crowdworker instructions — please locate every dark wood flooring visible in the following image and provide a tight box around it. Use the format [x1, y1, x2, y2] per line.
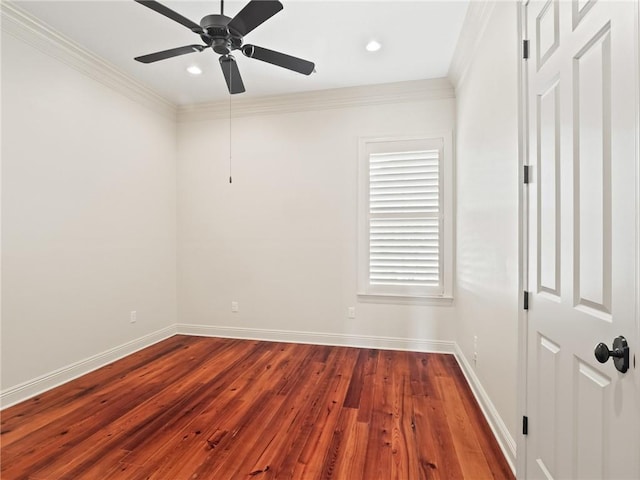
[1, 335, 514, 479]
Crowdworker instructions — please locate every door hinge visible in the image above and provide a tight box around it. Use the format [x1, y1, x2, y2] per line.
[523, 39, 530, 59]
[523, 291, 530, 310]
[523, 415, 529, 435]
[523, 165, 531, 184]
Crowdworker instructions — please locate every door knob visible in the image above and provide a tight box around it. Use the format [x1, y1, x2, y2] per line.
[594, 336, 629, 373]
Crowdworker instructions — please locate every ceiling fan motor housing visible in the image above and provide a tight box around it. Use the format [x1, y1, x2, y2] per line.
[200, 14, 242, 55]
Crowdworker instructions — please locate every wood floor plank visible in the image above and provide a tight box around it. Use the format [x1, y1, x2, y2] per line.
[355, 349, 379, 424]
[342, 348, 365, 409]
[400, 368, 425, 480]
[260, 359, 337, 478]
[322, 408, 369, 479]
[1, 337, 514, 480]
[438, 374, 494, 479]
[413, 395, 442, 479]
[289, 347, 358, 479]
[390, 352, 412, 479]
[362, 350, 394, 479]
[409, 351, 440, 399]
[442, 355, 514, 480]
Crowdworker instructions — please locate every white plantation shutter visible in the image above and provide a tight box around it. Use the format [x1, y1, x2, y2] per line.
[368, 150, 442, 291]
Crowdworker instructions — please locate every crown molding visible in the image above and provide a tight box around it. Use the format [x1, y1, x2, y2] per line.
[448, 0, 497, 91]
[177, 78, 455, 122]
[0, 1, 176, 120]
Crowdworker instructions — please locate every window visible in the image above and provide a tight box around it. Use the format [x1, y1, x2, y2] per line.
[358, 134, 453, 302]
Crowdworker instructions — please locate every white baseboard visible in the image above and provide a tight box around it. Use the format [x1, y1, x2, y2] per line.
[0, 325, 177, 409]
[176, 323, 456, 354]
[453, 344, 517, 475]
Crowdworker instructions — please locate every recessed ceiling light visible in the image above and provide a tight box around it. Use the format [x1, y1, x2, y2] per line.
[186, 65, 202, 75]
[366, 40, 382, 52]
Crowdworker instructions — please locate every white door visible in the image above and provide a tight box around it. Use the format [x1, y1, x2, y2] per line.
[525, 0, 639, 478]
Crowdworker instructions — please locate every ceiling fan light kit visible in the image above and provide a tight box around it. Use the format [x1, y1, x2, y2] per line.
[134, 0, 316, 94]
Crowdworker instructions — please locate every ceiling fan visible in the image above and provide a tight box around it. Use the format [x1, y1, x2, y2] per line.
[133, 0, 315, 94]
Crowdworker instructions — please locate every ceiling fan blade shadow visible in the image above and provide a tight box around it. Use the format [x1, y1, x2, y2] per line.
[135, 0, 204, 34]
[227, 0, 283, 37]
[219, 55, 246, 94]
[242, 45, 315, 75]
[135, 45, 206, 64]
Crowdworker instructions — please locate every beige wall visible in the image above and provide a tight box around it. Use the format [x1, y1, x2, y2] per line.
[177, 90, 457, 344]
[1, 31, 177, 390]
[2, 16, 459, 398]
[453, 1, 520, 446]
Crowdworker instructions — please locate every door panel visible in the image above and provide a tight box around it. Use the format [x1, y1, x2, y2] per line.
[535, 334, 560, 476]
[526, 0, 639, 478]
[537, 0, 560, 70]
[537, 77, 561, 297]
[574, 22, 611, 316]
[573, 359, 610, 479]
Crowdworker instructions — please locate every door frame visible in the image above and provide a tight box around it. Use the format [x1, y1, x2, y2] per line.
[516, 1, 640, 478]
[516, 1, 529, 478]
[635, 0, 640, 466]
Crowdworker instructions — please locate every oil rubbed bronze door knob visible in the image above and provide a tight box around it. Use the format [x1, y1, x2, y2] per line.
[594, 336, 630, 373]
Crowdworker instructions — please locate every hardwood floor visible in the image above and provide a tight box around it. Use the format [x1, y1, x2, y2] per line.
[1, 336, 514, 479]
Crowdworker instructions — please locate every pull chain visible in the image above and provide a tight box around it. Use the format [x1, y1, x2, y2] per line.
[229, 63, 233, 184]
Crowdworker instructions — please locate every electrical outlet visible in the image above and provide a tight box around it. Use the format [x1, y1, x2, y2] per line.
[347, 307, 356, 319]
[473, 335, 478, 366]
[231, 301, 239, 313]
[130, 311, 137, 324]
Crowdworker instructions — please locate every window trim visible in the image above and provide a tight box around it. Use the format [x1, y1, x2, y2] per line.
[357, 133, 454, 301]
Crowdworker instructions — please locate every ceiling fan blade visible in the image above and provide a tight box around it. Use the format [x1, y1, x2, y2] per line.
[227, 0, 283, 37]
[135, 0, 204, 34]
[242, 45, 315, 75]
[135, 45, 206, 64]
[219, 55, 246, 94]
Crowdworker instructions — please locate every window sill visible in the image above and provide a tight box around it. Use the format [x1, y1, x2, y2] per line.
[357, 293, 454, 306]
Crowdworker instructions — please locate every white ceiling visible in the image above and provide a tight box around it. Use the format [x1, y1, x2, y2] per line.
[14, 0, 469, 105]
